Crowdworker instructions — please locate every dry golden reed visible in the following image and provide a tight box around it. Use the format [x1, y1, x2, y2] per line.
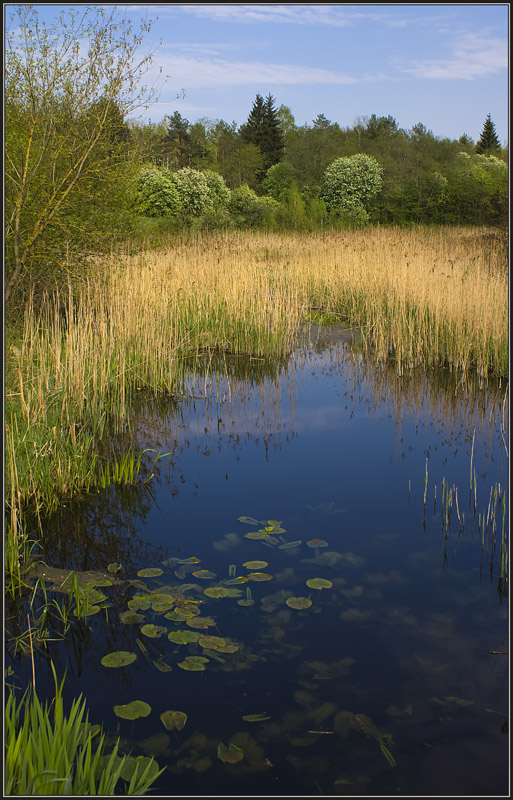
[5, 226, 508, 534]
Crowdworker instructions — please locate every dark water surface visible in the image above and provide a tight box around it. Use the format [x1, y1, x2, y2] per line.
[9, 328, 509, 796]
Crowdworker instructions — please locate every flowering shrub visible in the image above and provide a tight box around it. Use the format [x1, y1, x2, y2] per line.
[320, 154, 383, 219]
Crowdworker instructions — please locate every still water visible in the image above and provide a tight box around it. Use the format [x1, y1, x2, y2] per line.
[10, 327, 509, 796]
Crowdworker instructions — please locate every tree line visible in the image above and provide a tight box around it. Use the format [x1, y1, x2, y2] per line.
[4, 6, 508, 307]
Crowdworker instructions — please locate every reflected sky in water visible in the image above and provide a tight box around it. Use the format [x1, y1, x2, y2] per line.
[10, 331, 509, 796]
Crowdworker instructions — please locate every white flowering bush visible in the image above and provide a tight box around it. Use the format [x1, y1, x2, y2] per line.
[202, 171, 231, 209]
[171, 168, 213, 218]
[134, 166, 182, 218]
[320, 154, 383, 218]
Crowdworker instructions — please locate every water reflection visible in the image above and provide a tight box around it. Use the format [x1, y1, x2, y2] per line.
[8, 327, 508, 797]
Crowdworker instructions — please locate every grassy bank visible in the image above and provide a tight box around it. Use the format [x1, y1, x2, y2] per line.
[5, 226, 508, 587]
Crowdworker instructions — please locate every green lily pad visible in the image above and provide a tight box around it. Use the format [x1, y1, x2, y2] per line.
[192, 569, 217, 579]
[237, 516, 261, 525]
[113, 700, 151, 720]
[73, 605, 102, 617]
[186, 615, 217, 629]
[150, 594, 176, 612]
[244, 532, 270, 540]
[165, 605, 200, 622]
[141, 624, 167, 638]
[160, 710, 188, 730]
[107, 562, 122, 574]
[120, 611, 145, 625]
[153, 659, 173, 672]
[203, 586, 231, 598]
[217, 742, 244, 764]
[286, 596, 313, 610]
[223, 576, 248, 585]
[177, 557, 201, 565]
[278, 540, 303, 549]
[128, 595, 152, 611]
[306, 539, 329, 549]
[215, 641, 240, 654]
[243, 560, 269, 569]
[242, 714, 271, 722]
[198, 635, 227, 650]
[177, 656, 209, 672]
[101, 651, 137, 668]
[137, 567, 164, 578]
[237, 598, 255, 607]
[119, 755, 161, 783]
[246, 572, 273, 582]
[306, 578, 333, 590]
[168, 630, 199, 645]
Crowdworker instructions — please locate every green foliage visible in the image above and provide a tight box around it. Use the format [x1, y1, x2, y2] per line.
[134, 166, 182, 218]
[320, 154, 383, 221]
[171, 168, 213, 218]
[262, 162, 296, 200]
[4, 5, 160, 305]
[240, 93, 285, 181]
[476, 113, 501, 156]
[229, 185, 279, 228]
[5, 665, 163, 795]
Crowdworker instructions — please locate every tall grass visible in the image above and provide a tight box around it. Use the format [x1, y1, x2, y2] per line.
[5, 227, 508, 586]
[5, 663, 163, 795]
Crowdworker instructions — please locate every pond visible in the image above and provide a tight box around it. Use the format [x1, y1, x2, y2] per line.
[8, 325, 509, 796]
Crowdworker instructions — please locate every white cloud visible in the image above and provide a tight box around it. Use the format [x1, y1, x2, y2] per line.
[397, 30, 507, 80]
[152, 54, 369, 89]
[176, 4, 379, 27]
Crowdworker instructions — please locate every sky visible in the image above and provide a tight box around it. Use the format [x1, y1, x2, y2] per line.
[5, 3, 509, 144]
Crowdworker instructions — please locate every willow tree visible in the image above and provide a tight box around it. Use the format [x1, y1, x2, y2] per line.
[5, 5, 162, 304]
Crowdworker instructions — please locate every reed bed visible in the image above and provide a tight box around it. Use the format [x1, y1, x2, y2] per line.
[4, 226, 508, 576]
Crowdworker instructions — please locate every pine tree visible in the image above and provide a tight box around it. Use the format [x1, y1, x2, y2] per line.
[476, 114, 500, 155]
[240, 93, 284, 184]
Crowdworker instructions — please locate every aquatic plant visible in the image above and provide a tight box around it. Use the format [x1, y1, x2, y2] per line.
[5, 665, 163, 795]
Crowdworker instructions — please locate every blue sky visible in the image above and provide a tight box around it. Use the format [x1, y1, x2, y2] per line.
[5, 3, 509, 143]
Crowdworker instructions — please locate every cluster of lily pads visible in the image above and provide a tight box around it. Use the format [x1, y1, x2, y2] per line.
[96, 514, 356, 772]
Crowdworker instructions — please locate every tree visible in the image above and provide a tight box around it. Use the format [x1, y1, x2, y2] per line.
[320, 154, 383, 223]
[5, 5, 161, 304]
[134, 165, 182, 218]
[475, 113, 501, 156]
[165, 111, 191, 168]
[240, 93, 285, 184]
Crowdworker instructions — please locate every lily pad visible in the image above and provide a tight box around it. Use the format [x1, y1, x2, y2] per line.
[237, 516, 261, 525]
[114, 700, 151, 720]
[177, 557, 201, 565]
[160, 710, 188, 731]
[153, 659, 173, 672]
[244, 531, 270, 540]
[107, 562, 122, 574]
[168, 630, 200, 645]
[119, 611, 145, 625]
[192, 570, 217, 579]
[223, 576, 248, 585]
[101, 651, 137, 668]
[243, 561, 269, 570]
[306, 539, 328, 549]
[137, 567, 164, 578]
[217, 742, 244, 764]
[141, 624, 167, 638]
[128, 595, 152, 611]
[118, 755, 161, 783]
[278, 540, 303, 549]
[286, 596, 313, 610]
[306, 578, 333, 590]
[242, 714, 271, 722]
[186, 615, 216, 629]
[237, 598, 255, 607]
[177, 656, 209, 672]
[246, 572, 273, 582]
[165, 605, 200, 622]
[203, 586, 231, 598]
[198, 635, 227, 650]
[73, 605, 102, 617]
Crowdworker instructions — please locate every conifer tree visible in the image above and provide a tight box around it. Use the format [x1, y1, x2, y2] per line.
[476, 113, 501, 155]
[240, 93, 284, 184]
